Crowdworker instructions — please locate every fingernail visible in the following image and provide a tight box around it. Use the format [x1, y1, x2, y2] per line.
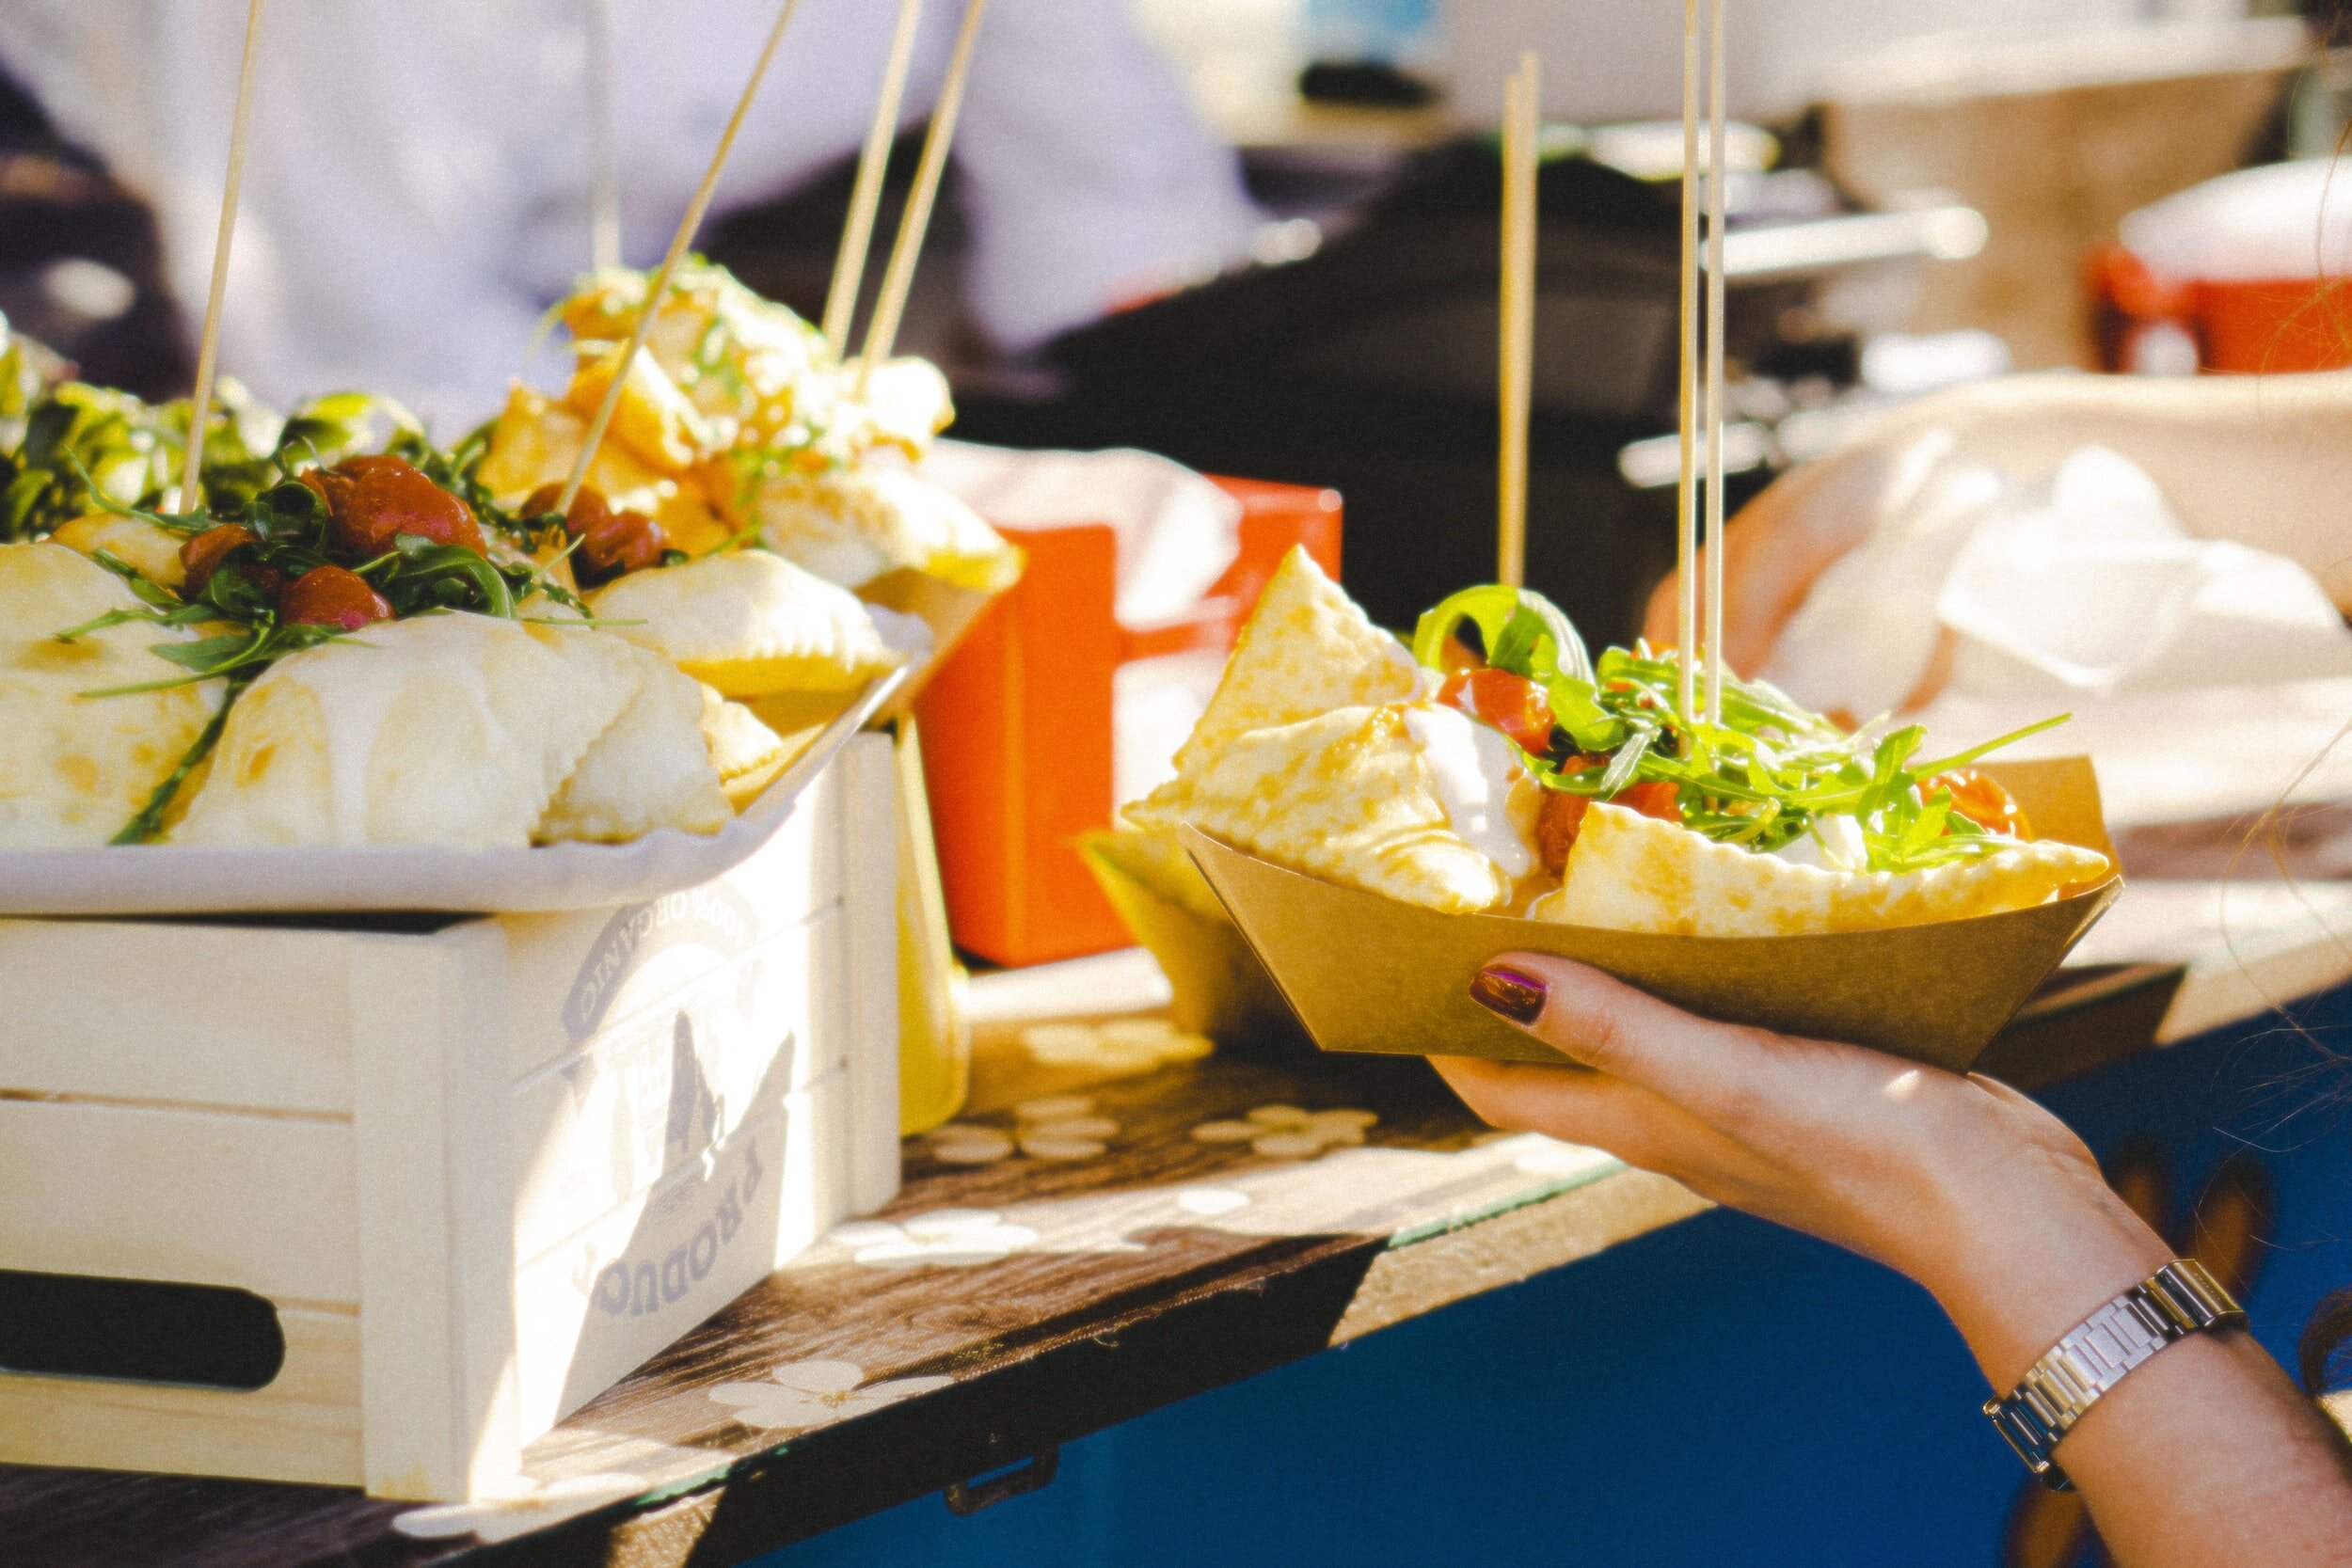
[1469, 964, 1548, 1026]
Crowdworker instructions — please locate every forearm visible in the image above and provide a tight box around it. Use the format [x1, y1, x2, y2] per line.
[1919, 1172, 2352, 1567]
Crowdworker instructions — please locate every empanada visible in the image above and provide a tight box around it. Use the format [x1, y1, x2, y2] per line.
[1129, 705, 1514, 915]
[587, 547, 901, 697]
[1175, 546, 1420, 775]
[755, 466, 1019, 594]
[0, 542, 227, 846]
[1538, 801, 2112, 937]
[170, 613, 641, 848]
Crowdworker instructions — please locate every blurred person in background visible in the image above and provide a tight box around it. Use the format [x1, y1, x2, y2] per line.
[0, 0, 1263, 428]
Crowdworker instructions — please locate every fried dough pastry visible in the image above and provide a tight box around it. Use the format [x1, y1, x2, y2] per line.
[587, 547, 901, 697]
[755, 466, 1019, 594]
[476, 383, 731, 557]
[1537, 801, 2113, 937]
[696, 682, 792, 808]
[538, 634, 730, 842]
[1129, 705, 1512, 915]
[49, 512, 188, 590]
[1173, 546, 1420, 775]
[0, 542, 227, 846]
[170, 612, 723, 847]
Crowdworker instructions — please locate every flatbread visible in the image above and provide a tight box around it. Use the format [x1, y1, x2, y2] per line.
[1537, 802, 2113, 937]
[588, 547, 901, 697]
[540, 637, 730, 841]
[1174, 546, 1419, 775]
[1128, 704, 1511, 915]
[171, 613, 640, 848]
[0, 542, 227, 846]
[48, 513, 188, 590]
[755, 466, 1019, 593]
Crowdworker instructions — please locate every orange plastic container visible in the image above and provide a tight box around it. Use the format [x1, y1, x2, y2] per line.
[2089, 244, 2352, 373]
[915, 477, 1343, 967]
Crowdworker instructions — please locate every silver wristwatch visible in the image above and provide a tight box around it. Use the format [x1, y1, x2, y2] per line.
[1985, 1258, 2246, 1491]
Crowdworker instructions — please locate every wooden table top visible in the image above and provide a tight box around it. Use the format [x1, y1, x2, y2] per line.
[11, 847, 2352, 1566]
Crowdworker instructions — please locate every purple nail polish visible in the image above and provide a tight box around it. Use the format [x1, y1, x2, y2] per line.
[1469, 964, 1548, 1026]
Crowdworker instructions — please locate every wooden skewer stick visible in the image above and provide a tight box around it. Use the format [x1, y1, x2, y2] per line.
[855, 0, 993, 391]
[1496, 54, 1538, 590]
[587, 0, 621, 273]
[1703, 0, 1729, 723]
[180, 0, 268, 516]
[558, 0, 806, 516]
[1674, 0, 1701, 721]
[823, 0, 926, 358]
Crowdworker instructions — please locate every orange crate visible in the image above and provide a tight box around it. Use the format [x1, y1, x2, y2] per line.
[915, 477, 1342, 967]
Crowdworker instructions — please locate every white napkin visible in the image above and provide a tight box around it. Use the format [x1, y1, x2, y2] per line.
[917, 439, 1246, 807]
[919, 439, 1242, 626]
[1763, 445, 2352, 825]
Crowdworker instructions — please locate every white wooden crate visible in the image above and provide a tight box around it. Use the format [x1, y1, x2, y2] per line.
[0, 733, 901, 1500]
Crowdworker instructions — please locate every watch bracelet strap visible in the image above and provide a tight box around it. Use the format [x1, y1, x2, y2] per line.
[1983, 1258, 2247, 1492]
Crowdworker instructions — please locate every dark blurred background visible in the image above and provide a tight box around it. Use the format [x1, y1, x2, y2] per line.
[0, 1, 2338, 647]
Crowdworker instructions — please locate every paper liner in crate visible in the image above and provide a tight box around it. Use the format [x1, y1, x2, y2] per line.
[1180, 757, 2121, 1076]
[0, 621, 925, 917]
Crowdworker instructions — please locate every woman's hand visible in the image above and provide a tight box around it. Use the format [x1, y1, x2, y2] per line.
[1439, 953, 2169, 1392]
[1443, 956, 2352, 1562]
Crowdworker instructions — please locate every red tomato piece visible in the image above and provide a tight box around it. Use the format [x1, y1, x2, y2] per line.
[1611, 780, 1681, 822]
[1438, 667, 1556, 752]
[521, 482, 667, 587]
[1535, 791, 1590, 874]
[278, 564, 392, 630]
[1923, 769, 2031, 838]
[301, 453, 485, 559]
[179, 524, 261, 599]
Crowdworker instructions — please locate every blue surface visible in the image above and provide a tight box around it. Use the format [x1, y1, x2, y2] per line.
[765, 992, 2352, 1567]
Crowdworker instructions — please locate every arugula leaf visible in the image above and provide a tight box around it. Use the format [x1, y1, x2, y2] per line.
[1406, 580, 2074, 871]
[108, 680, 243, 845]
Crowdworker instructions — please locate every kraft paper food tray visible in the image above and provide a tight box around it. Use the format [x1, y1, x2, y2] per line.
[1180, 757, 2122, 1076]
[0, 641, 919, 918]
[1082, 832, 1301, 1045]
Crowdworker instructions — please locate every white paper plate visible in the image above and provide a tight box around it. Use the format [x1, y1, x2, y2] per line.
[0, 639, 922, 919]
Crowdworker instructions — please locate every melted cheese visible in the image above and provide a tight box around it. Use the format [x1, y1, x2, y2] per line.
[1404, 703, 1538, 880]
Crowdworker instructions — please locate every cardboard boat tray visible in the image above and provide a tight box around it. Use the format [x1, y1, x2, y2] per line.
[1182, 757, 2121, 1076]
[0, 642, 918, 919]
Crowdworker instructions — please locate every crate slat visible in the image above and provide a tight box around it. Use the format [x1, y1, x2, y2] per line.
[498, 766, 851, 1085]
[0, 1101, 356, 1302]
[511, 1074, 844, 1436]
[0, 921, 357, 1115]
[0, 1307, 361, 1488]
[510, 906, 845, 1263]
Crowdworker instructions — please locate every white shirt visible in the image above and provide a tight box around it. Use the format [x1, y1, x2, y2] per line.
[0, 0, 1261, 429]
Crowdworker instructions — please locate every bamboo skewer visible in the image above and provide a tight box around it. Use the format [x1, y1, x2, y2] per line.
[1704, 0, 1728, 723]
[1496, 54, 1538, 590]
[855, 0, 993, 392]
[823, 0, 927, 358]
[586, 0, 621, 273]
[558, 0, 806, 516]
[1674, 0, 1701, 721]
[180, 0, 268, 516]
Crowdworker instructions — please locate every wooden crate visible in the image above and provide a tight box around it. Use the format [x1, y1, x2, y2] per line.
[0, 734, 900, 1501]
